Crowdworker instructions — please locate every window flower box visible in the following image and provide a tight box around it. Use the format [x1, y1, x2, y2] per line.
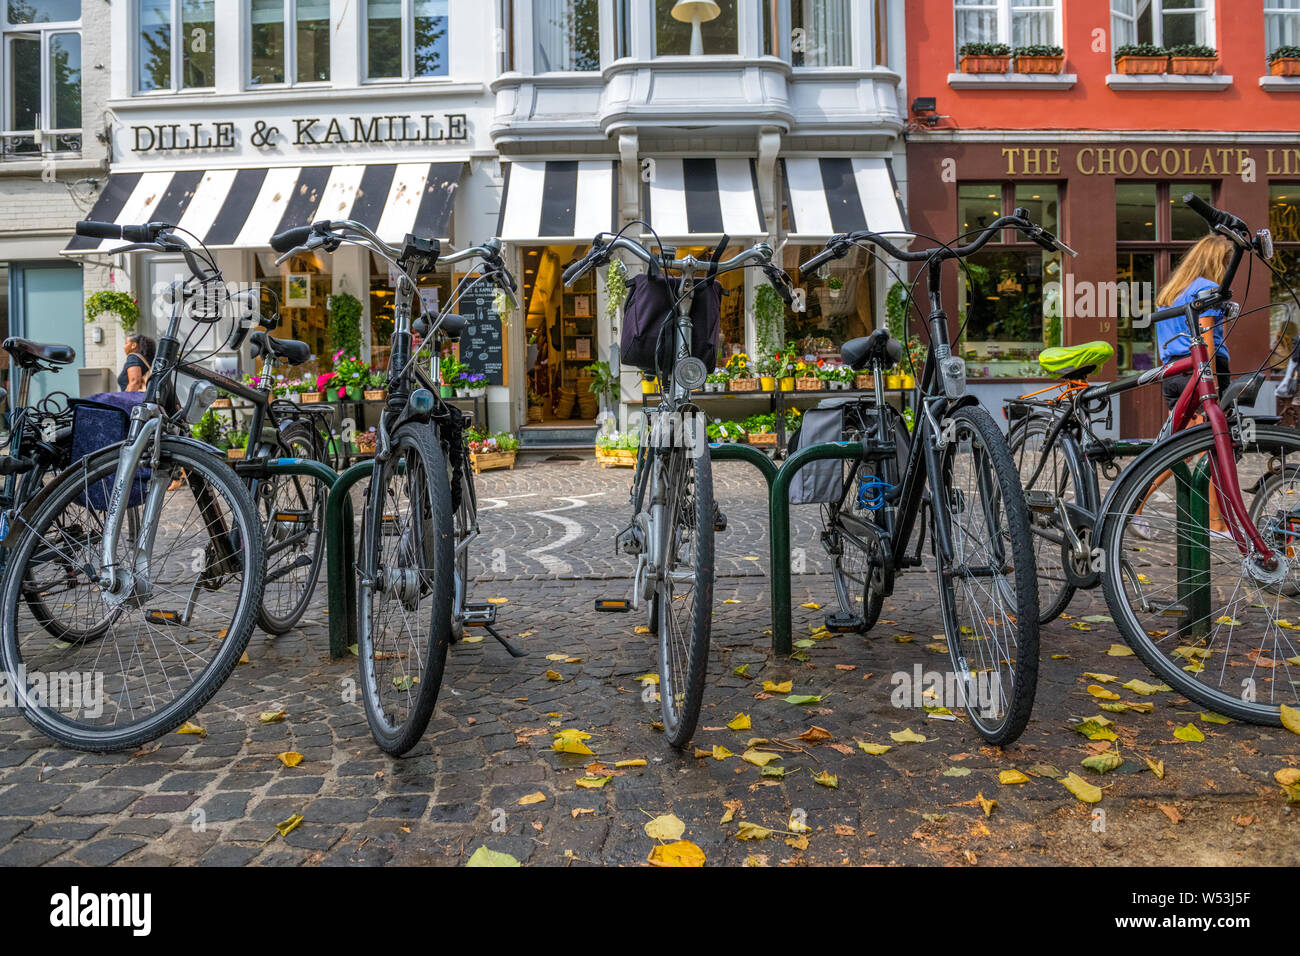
[1115, 54, 1168, 74]
[1170, 55, 1218, 75]
[1271, 56, 1300, 76]
[958, 42, 1011, 74]
[1016, 54, 1064, 74]
[470, 449, 517, 474]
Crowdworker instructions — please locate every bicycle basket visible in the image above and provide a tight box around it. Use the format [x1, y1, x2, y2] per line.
[620, 273, 721, 376]
[69, 394, 148, 511]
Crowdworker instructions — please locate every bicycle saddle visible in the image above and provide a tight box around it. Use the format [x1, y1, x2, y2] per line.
[413, 312, 466, 341]
[3, 337, 75, 369]
[1221, 371, 1264, 409]
[1038, 341, 1114, 379]
[841, 330, 902, 371]
[249, 331, 312, 367]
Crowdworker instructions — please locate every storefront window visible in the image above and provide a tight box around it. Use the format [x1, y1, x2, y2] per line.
[250, 0, 330, 86]
[366, 0, 448, 80]
[781, 244, 874, 353]
[1117, 251, 1157, 371]
[1269, 185, 1300, 364]
[1112, 0, 1212, 49]
[368, 252, 452, 373]
[7, 1, 80, 23]
[254, 253, 332, 373]
[655, 0, 737, 56]
[955, 0, 1058, 53]
[1267, 1, 1300, 52]
[533, 0, 598, 71]
[1116, 183, 1156, 241]
[3, 2, 80, 155]
[137, 0, 214, 91]
[1014, 183, 1058, 234]
[791, 0, 852, 67]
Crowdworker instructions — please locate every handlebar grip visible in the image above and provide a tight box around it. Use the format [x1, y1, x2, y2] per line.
[799, 246, 839, 277]
[762, 266, 794, 307]
[1143, 303, 1188, 325]
[561, 257, 593, 287]
[1184, 193, 1248, 233]
[270, 225, 313, 254]
[75, 220, 123, 240]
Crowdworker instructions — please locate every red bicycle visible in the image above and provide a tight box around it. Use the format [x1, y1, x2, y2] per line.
[1098, 194, 1300, 724]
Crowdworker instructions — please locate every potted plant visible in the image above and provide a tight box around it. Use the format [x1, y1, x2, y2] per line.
[605, 258, 628, 322]
[756, 354, 779, 392]
[641, 374, 659, 395]
[826, 276, 844, 300]
[326, 291, 363, 361]
[777, 349, 799, 391]
[307, 371, 335, 404]
[191, 407, 224, 448]
[594, 430, 639, 468]
[439, 354, 464, 398]
[795, 358, 823, 391]
[354, 427, 377, 454]
[464, 372, 489, 395]
[958, 41, 1012, 74]
[1168, 44, 1218, 75]
[1115, 43, 1168, 74]
[527, 386, 545, 423]
[364, 369, 387, 401]
[703, 370, 729, 393]
[725, 352, 758, 391]
[85, 290, 141, 332]
[225, 425, 249, 460]
[742, 413, 777, 448]
[706, 420, 745, 444]
[753, 283, 785, 360]
[333, 353, 369, 402]
[1013, 43, 1064, 74]
[1269, 45, 1300, 76]
[468, 428, 520, 474]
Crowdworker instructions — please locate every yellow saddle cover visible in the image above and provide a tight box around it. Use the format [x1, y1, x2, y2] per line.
[1038, 341, 1115, 375]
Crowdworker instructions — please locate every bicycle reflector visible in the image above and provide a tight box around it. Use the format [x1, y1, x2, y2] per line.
[594, 599, 631, 612]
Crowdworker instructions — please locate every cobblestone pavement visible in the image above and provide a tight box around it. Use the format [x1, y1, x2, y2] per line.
[0, 457, 1297, 867]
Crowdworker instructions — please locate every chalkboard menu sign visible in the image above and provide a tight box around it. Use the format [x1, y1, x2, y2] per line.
[457, 284, 504, 386]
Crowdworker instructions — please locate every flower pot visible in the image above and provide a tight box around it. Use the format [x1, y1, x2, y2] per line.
[747, 432, 778, 448]
[886, 374, 902, 389]
[455, 388, 470, 398]
[854, 373, 873, 390]
[471, 449, 517, 474]
[469, 388, 488, 399]
[759, 376, 776, 391]
[1115, 55, 1168, 74]
[779, 377, 795, 392]
[641, 379, 658, 394]
[301, 391, 323, 404]
[285, 392, 301, 404]
[1015, 54, 1064, 74]
[363, 389, 386, 401]
[729, 377, 759, 392]
[1170, 56, 1218, 75]
[345, 386, 364, 402]
[440, 385, 454, 397]
[527, 406, 544, 423]
[900, 374, 916, 390]
[795, 376, 822, 391]
[1271, 57, 1300, 76]
[226, 447, 246, 460]
[595, 446, 637, 469]
[959, 54, 1010, 74]
[212, 397, 231, 409]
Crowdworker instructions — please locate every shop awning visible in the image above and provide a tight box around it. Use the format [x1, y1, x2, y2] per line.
[782, 157, 906, 242]
[495, 160, 618, 243]
[642, 157, 765, 240]
[64, 162, 466, 254]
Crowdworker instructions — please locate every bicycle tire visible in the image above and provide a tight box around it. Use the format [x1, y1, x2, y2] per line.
[356, 422, 453, 755]
[0, 440, 264, 752]
[1100, 423, 1300, 724]
[254, 422, 328, 634]
[1008, 414, 1080, 624]
[933, 406, 1040, 745]
[657, 432, 714, 749]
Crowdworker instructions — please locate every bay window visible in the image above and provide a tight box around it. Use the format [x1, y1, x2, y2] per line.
[954, 0, 1059, 52]
[3, 0, 80, 156]
[533, 0, 599, 72]
[1266, 0, 1300, 52]
[137, 0, 215, 92]
[365, 0, 449, 80]
[249, 0, 330, 86]
[791, 0, 852, 67]
[1111, 0, 1214, 49]
[655, 0, 737, 56]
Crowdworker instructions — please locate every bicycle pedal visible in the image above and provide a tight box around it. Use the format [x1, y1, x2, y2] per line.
[595, 599, 631, 612]
[1024, 490, 1057, 513]
[145, 609, 188, 626]
[461, 602, 498, 626]
[824, 611, 863, 633]
[714, 511, 728, 532]
[272, 509, 311, 524]
[1158, 604, 1189, 618]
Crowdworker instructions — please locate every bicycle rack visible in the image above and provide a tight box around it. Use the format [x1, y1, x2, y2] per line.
[1172, 456, 1212, 640]
[709, 440, 863, 656]
[321, 461, 375, 659]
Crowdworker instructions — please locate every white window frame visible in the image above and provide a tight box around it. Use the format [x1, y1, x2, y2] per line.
[953, 0, 1063, 51]
[1264, 1, 1300, 53]
[1111, 0, 1216, 49]
[0, 1, 82, 157]
[246, 0, 331, 89]
[135, 0, 217, 94]
[363, 0, 451, 82]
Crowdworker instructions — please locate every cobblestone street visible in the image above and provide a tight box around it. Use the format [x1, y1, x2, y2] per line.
[0, 458, 1296, 867]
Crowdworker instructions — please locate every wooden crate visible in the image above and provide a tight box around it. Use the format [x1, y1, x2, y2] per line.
[470, 450, 517, 475]
[596, 447, 637, 468]
[747, 432, 777, 448]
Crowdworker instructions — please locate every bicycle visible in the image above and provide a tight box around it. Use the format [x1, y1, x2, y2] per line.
[269, 219, 518, 755]
[561, 231, 792, 748]
[1088, 195, 1300, 725]
[0, 219, 266, 751]
[800, 209, 1072, 743]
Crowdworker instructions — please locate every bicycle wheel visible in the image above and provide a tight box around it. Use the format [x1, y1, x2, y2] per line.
[0, 440, 264, 751]
[830, 458, 885, 632]
[254, 423, 328, 634]
[356, 422, 452, 755]
[448, 445, 474, 644]
[656, 431, 714, 749]
[1100, 423, 1300, 724]
[933, 406, 1040, 744]
[1008, 415, 1079, 623]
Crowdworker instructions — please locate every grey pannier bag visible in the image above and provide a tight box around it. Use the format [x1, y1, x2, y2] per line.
[786, 398, 857, 504]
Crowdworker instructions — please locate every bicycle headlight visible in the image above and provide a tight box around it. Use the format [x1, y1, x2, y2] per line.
[676, 356, 708, 391]
[407, 388, 434, 416]
[1258, 228, 1275, 262]
[182, 381, 218, 424]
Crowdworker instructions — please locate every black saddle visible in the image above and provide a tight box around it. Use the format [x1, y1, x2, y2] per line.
[841, 329, 902, 372]
[3, 337, 75, 370]
[249, 331, 312, 367]
[1221, 371, 1264, 410]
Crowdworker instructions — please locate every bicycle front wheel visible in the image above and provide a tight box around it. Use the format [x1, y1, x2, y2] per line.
[656, 435, 714, 749]
[0, 440, 264, 751]
[933, 406, 1040, 745]
[1008, 414, 1081, 624]
[1100, 423, 1300, 724]
[356, 422, 452, 755]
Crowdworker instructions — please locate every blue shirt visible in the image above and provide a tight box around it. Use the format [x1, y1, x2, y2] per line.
[1155, 276, 1228, 363]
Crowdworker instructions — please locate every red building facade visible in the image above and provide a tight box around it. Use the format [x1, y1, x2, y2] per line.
[905, 0, 1300, 434]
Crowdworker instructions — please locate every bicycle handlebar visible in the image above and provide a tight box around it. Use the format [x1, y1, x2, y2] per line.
[561, 234, 785, 292]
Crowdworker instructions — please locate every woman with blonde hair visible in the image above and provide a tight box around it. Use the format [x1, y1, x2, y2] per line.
[1154, 233, 1234, 407]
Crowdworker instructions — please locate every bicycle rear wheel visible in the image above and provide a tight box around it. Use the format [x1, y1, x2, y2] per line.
[1100, 423, 1300, 724]
[0, 440, 263, 751]
[356, 422, 452, 755]
[933, 406, 1040, 745]
[656, 432, 714, 749]
[254, 422, 327, 634]
[1009, 414, 1080, 624]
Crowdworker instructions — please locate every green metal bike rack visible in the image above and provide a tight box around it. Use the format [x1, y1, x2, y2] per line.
[1172, 456, 1213, 641]
[321, 461, 374, 659]
[710, 440, 864, 656]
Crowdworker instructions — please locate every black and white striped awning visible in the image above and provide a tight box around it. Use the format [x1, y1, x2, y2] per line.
[782, 157, 906, 241]
[64, 162, 465, 253]
[495, 160, 618, 242]
[642, 157, 765, 239]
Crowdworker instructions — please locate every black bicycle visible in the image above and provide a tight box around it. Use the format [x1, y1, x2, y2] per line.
[802, 209, 1071, 743]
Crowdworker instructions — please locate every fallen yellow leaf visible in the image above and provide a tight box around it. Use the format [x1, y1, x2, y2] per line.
[647, 840, 705, 867]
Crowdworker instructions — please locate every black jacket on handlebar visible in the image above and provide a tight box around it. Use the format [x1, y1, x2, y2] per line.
[621, 273, 722, 375]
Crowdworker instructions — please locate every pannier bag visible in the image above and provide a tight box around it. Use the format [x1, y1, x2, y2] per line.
[620, 273, 722, 375]
[787, 399, 857, 505]
[69, 393, 148, 511]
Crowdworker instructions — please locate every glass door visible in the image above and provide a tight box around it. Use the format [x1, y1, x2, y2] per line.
[12, 262, 82, 404]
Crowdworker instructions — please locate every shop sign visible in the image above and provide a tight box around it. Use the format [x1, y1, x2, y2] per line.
[129, 113, 470, 153]
[1001, 145, 1300, 178]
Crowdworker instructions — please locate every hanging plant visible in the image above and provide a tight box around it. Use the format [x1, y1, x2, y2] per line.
[85, 290, 140, 332]
[753, 282, 784, 358]
[605, 259, 628, 322]
[326, 291, 363, 362]
[492, 287, 516, 320]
